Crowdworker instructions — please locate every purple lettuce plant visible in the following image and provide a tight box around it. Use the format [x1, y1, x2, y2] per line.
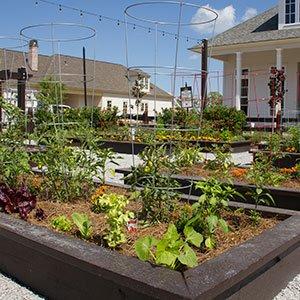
[0, 185, 36, 220]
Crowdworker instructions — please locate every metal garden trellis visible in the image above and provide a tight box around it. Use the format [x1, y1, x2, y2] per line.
[19, 22, 98, 129]
[123, 1, 219, 198]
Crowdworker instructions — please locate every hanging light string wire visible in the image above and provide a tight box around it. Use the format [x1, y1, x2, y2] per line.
[34, 0, 202, 44]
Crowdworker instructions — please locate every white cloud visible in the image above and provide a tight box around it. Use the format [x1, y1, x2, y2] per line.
[242, 7, 258, 21]
[191, 5, 258, 35]
[189, 54, 200, 60]
[191, 5, 236, 35]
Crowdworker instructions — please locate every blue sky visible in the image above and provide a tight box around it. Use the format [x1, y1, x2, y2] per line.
[1, 0, 278, 94]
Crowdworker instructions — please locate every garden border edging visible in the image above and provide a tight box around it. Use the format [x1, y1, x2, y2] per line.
[0, 212, 299, 299]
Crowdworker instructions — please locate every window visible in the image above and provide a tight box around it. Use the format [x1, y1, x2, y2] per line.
[141, 103, 145, 112]
[145, 103, 148, 112]
[286, 0, 296, 24]
[241, 69, 249, 116]
[123, 101, 128, 114]
[107, 100, 112, 110]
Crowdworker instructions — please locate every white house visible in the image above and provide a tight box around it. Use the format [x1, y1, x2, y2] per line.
[0, 50, 172, 117]
[191, 0, 300, 123]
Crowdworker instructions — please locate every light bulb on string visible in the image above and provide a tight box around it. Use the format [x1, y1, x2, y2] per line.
[35, 1, 38, 6]
[59, 5, 62, 12]
[148, 28, 151, 33]
[117, 20, 120, 26]
[80, 10, 83, 17]
[99, 15, 102, 22]
[133, 24, 136, 30]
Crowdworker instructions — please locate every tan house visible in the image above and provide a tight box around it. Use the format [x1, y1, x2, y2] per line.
[191, 0, 300, 122]
[0, 50, 172, 117]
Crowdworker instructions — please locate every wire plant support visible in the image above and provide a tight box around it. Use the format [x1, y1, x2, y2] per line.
[124, 1, 218, 200]
[19, 22, 97, 129]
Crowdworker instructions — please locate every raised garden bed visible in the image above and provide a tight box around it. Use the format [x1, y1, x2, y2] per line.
[252, 149, 300, 168]
[97, 140, 251, 154]
[0, 208, 299, 299]
[117, 168, 300, 211]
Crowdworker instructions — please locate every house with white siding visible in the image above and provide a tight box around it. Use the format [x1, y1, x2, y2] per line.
[191, 0, 300, 123]
[0, 50, 172, 117]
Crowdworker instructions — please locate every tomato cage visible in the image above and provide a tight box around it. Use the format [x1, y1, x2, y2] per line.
[122, 1, 219, 199]
[17, 23, 98, 128]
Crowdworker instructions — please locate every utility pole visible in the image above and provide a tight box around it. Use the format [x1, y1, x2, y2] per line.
[201, 39, 208, 111]
[83, 47, 88, 107]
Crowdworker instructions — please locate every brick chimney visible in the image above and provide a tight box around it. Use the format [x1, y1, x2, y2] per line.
[28, 39, 38, 71]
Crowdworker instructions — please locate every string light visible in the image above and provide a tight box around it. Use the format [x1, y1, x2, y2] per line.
[36, 0, 202, 43]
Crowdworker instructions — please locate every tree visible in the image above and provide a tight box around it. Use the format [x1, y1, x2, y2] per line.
[35, 76, 67, 126]
[131, 74, 146, 122]
[37, 76, 66, 107]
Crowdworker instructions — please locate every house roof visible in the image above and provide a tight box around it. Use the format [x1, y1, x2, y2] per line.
[190, 6, 300, 50]
[0, 50, 172, 99]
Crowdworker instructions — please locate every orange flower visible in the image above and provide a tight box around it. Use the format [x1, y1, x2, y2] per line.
[91, 185, 107, 202]
[231, 168, 247, 178]
[280, 167, 297, 175]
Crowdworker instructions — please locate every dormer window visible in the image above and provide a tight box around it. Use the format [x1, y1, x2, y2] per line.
[285, 0, 296, 24]
[279, 0, 300, 29]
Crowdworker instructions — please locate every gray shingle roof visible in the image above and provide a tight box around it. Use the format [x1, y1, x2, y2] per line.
[191, 6, 300, 50]
[0, 50, 172, 99]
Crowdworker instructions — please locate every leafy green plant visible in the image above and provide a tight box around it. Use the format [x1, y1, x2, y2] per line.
[176, 178, 236, 250]
[71, 212, 92, 239]
[126, 145, 180, 223]
[51, 215, 73, 232]
[173, 146, 203, 168]
[95, 193, 134, 248]
[0, 143, 31, 188]
[204, 145, 233, 175]
[249, 187, 275, 226]
[138, 178, 179, 223]
[247, 153, 286, 187]
[286, 126, 300, 152]
[34, 128, 118, 202]
[135, 224, 200, 270]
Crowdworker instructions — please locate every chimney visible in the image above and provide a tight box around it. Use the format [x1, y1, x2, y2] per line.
[28, 39, 38, 71]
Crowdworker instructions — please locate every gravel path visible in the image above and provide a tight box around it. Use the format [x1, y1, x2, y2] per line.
[0, 152, 299, 299]
[0, 274, 43, 300]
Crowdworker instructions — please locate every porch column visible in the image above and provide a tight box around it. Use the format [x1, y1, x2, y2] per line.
[276, 48, 283, 69]
[235, 52, 242, 111]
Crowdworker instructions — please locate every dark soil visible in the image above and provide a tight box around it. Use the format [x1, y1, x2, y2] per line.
[24, 185, 280, 267]
[179, 164, 300, 191]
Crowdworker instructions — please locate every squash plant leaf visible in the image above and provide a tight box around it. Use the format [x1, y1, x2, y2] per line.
[184, 226, 203, 247]
[178, 245, 198, 268]
[135, 236, 157, 261]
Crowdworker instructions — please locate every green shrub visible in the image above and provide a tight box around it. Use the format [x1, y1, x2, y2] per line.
[202, 105, 247, 133]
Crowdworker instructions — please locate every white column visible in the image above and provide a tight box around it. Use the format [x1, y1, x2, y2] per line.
[276, 48, 283, 69]
[235, 52, 242, 111]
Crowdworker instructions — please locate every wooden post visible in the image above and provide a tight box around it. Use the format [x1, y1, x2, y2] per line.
[201, 39, 208, 111]
[83, 47, 88, 107]
[0, 81, 2, 132]
[17, 67, 27, 111]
